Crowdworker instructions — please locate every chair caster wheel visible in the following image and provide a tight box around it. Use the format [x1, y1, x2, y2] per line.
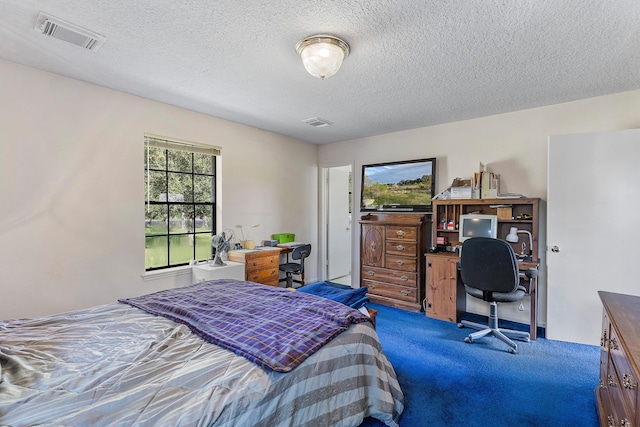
[464, 337, 471, 343]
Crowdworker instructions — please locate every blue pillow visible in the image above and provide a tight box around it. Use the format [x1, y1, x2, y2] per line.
[298, 282, 369, 309]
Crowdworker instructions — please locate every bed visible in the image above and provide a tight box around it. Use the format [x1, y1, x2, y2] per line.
[0, 279, 403, 426]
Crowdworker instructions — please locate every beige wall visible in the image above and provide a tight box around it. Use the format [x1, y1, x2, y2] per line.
[319, 90, 640, 327]
[0, 59, 318, 319]
[3, 55, 640, 330]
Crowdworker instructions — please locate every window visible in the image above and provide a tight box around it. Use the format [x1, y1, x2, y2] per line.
[144, 135, 220, 270]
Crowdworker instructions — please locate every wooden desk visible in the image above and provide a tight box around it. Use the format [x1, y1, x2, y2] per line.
[276, 244, 293, 256]
[425, 252, 539, 340]
[517, 259, 539, 340]
[228, 248, 283, 286]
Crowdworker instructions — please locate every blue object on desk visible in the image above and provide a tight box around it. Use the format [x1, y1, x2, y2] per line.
[298, 281, 369, 309]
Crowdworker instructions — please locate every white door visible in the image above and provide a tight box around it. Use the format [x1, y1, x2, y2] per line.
[547, 129, 640, 345]
[327, 166, 352, 280]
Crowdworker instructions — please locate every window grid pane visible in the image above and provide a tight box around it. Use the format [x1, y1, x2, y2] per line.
[145, 236, 169, 269]
[145, 143, 216, 271]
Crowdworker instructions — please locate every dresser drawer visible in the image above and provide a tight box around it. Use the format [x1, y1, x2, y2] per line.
[600, 312, 611, 379]
[597, 380, 615, 427]
[247, 267, 279, 284]
[363, 279, 417, 303]
[385, 226, 417, 241]
[385, 242, 417, 256]
[609, 327, 639, 417]
[385, 255, 417, 272]
[261, 276, 280, 287]
[606, 362, 635, 427]
[362, 266, 417, 287]
[245, 255, 278, 271]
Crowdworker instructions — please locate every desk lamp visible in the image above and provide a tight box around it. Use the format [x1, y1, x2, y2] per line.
[506, 227, 533, 259]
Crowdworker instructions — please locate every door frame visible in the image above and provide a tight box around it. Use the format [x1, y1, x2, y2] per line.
[319, 162, 354, 283]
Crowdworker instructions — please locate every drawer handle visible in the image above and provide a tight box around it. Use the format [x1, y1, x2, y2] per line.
[369, 284, 375, 289]
[623, 373, 636, 389]
[607, 374, 617, 388]
[396, 230, 404, 236]
[400, 290, 409, 296]
[367, 270, 375, 276]
[610, 337, 619, 351]
[396, 260, 404, 266]
[400, 275, 408, 281]
[396, 245, 405, 251]
[252, 275, 259, 281]
[600, 330, 608, 349]
[606, 415, 614, 427]
[270, 270, 275, 276]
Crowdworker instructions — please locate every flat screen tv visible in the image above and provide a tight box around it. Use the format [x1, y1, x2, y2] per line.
[360, 157, 436, 212]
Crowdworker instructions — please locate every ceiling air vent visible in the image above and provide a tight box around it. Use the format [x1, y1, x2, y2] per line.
[35, 12, 106, 51]
[302, 117, 333, 128]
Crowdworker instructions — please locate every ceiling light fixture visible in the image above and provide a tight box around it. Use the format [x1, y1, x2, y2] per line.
[295, 34, 349, 80]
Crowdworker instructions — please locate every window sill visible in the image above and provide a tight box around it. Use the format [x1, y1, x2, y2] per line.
[141, 266, 192, 282]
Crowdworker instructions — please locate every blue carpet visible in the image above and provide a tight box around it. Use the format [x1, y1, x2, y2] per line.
[359, 303, 600, 427]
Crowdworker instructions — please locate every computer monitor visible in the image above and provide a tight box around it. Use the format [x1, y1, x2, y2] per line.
[458, 214, 498, 243]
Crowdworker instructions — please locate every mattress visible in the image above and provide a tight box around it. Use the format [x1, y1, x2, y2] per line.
[0, 283, 403, 426]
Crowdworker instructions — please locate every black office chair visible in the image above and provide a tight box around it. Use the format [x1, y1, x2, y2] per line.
[279, 244, 312, 288]
[458, 237, 537, 354]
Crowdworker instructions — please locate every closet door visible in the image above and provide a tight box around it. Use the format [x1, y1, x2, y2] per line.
[547, 129, 640, 345]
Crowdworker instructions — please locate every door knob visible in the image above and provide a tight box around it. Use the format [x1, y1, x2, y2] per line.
[551, 245, 560, 253]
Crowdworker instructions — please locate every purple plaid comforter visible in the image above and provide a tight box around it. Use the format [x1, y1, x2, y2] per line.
[119, 279, 372, 372]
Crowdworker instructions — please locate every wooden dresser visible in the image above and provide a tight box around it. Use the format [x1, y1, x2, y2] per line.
[597, 291, 640, 427]
[359, 213, 430, 312]
[228, 248, 281, 286]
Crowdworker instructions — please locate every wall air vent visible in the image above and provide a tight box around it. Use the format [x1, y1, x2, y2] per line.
[302, 117, 333, 128]
[35, 12, 106, 51]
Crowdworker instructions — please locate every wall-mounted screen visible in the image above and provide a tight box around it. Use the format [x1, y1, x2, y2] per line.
[360, 157, 436, 212]
[458, 214, 498, 242]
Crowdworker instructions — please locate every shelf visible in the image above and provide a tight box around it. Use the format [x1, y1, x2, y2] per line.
[432, 198, 540, 263]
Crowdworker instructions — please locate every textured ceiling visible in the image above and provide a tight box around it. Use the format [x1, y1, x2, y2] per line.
[1, 0, 639, 145]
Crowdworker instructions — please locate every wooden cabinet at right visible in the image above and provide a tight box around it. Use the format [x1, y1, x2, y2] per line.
[424, 253, 466, 322]
[596, 291, 640, 427]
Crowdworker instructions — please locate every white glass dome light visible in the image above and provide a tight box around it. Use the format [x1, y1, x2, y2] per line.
[295, 35, 350, 79]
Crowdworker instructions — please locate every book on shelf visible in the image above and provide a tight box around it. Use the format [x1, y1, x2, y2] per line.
[474, 171, 500, 199]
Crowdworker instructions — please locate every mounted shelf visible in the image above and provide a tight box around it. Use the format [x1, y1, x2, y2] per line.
[432, 198, 540, 262]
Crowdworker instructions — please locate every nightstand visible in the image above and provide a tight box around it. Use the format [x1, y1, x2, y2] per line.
[191, 261, 245, 284]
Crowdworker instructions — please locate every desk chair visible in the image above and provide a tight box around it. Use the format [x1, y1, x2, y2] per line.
[279, 244, 312, 288]
[458, 237, 537, 354]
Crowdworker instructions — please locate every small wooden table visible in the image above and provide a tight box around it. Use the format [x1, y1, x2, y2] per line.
[228, 247, 283, 286]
